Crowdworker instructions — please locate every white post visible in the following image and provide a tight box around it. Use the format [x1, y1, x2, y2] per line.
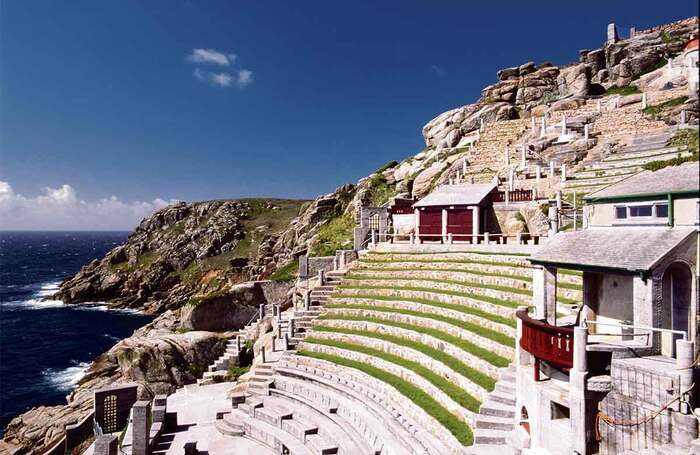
[471, 206, 480, 243]
[641, 92, 647, 109]
[447, 233, 453, 244]
[680, 110, 687, 125]
[531, 116, 536, 131]
[561, 115, 567, 136]
[484, 232, 490, 245]
[505, 190, 510, 205]
[480, 118, 484, 132]
[462, 159, 468, 175]
[441, 209, 448, 243]
[371, 230, 376, 247]
[508, 169, 514, 191]
[536, 165, 541, 185]
[573, 192, 577, 232]
[318, 269, 325, 286]
[540, 117, 547, 138]
[584, 124, 589, 140]
[561, 163, 567, 182]
[414, 208, 420, 243]
[549, 160, 555, 179]
[504, 147, 510, 165]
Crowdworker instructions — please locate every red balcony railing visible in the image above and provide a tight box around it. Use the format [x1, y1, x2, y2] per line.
[516, 309, 574, 381]
[492, 189, 533, 203]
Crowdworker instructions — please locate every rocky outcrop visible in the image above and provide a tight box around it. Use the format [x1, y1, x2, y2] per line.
[1, 310, 228, 454]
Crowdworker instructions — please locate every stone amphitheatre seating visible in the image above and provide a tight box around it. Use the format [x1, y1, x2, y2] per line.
[278, 247, 583, 453]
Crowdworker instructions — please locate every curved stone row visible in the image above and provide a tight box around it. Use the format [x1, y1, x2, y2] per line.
[341, 276, 531, 306]
[308, 327, 491, 401]
[351, 267, 532, 291]
[328, 296, 516, 343]
[363, 252, 531, 266]
[299, 340, 476, 424]
[281, 354, 465, 453]
[336, 286, 517, 319]
[316, 315, 508, 374]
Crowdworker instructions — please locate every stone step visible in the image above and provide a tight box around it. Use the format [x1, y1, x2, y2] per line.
[606, 146, 678, 161]
[238, 397, 264, 414]
[495, 382, 515, 395]
[489, 391, 516, 406]
[464, 443, 516, 455]
[475, 414, 514, 431]
[215, 416, 244, 436]
[306, 433, 339, 454]
[255, 403, 293, 426]
[479, 400, 515, 419]
[281, 417, 319, 440]
[474, 428, 510, 445]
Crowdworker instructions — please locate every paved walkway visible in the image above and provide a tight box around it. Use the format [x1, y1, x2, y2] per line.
[160, 382, 273, 455]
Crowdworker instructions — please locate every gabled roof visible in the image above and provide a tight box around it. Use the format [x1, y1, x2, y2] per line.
[413, 184, 495, 208]
[585, 161, 700, 202]
[530, 227, 695, 273]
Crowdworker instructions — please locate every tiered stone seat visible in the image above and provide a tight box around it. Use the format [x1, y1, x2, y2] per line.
[459, 119, 529, 183]
[275, 354, 462, 454]
[281, 248, 582, 450]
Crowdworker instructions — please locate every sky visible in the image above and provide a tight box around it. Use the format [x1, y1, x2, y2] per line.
[1, 0, 698, 230]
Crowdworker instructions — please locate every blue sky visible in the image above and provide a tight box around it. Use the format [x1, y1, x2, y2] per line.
[1, 0, 697, 229]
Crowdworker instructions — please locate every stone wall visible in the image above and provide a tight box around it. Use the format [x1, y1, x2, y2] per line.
[94, 383, 138, 434]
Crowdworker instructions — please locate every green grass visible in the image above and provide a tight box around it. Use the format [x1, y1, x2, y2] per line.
[354, 266, 532, 282]
[310, 213, 355, 256]
[337, 283, 521, 309]
[642, 130, 700, 172]
[642, 96, 688, 116]
[312, 325, 496, 390]
[297, 349, 474, 445]
[367, 250, 531, 257]
[360, 257, 530, 269]
[317, 313, 510, 368]
[327, 300, 515, 344]
[303, 337, 482, 413]
[376, 160, 399, 173]
[345, 273, 531, 296]
[269, 260, 299, 282]
[604, 85, 640, 96]
[226, 365, 251, 380]
[367, 173, 396, 207]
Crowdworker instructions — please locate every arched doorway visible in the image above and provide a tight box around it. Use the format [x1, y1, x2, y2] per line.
[661, 263, 693, 357]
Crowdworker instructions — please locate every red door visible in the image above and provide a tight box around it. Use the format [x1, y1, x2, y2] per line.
[447, 208, 473, 240]
[419, 209, 442, 241]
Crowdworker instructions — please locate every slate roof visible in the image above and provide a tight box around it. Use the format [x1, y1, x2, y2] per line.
[414, 184, 495, 208]
[530, 228, 695, 272]
[585, 161, 700, 201]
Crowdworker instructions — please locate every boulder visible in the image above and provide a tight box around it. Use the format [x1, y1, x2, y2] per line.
[549, 96, 587, 112]
[518, 61, 537, 75]
[497, 66, 520, 81]
[557, 63, 591, 97]
[616, 93, 643, 107]
[411, 162, 447, 199]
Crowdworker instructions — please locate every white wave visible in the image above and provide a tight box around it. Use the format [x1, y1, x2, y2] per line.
[42, 361, 90, 391]
[2, 298, 64, 310]
[103, 333, 121, 342]
[36, 281, 61, 297]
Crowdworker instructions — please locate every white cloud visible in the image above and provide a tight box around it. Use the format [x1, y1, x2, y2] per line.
[430, 64, 447, 78]
[193, 68, 254, 89]
[186, 48, 236, 66]
[0, 181, 177, 231]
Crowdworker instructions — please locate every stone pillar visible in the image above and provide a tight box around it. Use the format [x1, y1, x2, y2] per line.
[509, 168, 515, 191]
[304, 291, 311, 310]
[548, 206, 559, 235]
[570, 327, 589, 455]
[629, 26, 636, 38]
[556, 191, 562, 211]
[584, 124, 589, 140]
[471, 206, 480, 243]
[641, 92, 647, 109]
[535, 166, 541, 184]
[318, 269, 325, 286]
[259, 304, 265, 320]
[484, 232, 490, 245]
[504, 147, 510, 165]
[370, 230, 376, 246]
[531, 116, 536, 131]
[505, 190, 510, 205]
[236, 336, 241, 352]
[516, 232, 523, 244]
[288, 318, 295, 337]
[132, 401, 151, 455]
[462, 159, 468, 176]
[516, 305, 531, 366]
[680, 110, 687, 125]
[414, 208, 420, 243]
[607, 23, 618, 43]
[261, 345, 266, 363]
[299, 255, 308, 278]
[676, 340, 695, 414]
[480, 118, 485, 132]
[561, 163, 567, 182]
[441, 208, 448, 243]
[409, 232, 415, 245]
[94, 435, 118, 455]
[447, 233, 453, 244]
[544, 266, 557, 325]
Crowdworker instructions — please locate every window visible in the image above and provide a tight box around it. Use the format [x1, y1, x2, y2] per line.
[629, 205, 652, 217]
[655, 204, 669, 218]
[550, 401, 570, 420]
[615, 206, 627, 219]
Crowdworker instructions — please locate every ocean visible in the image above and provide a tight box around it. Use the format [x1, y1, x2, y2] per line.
[0, 231, 153, 435]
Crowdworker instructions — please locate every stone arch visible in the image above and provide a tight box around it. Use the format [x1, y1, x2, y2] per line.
[520, 405, 531, 434]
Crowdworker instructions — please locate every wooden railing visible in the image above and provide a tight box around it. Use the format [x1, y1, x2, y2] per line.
[516, 308, 574, 381]
[492, 189, 533, 203]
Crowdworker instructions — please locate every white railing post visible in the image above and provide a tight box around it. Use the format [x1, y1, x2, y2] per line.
[561, 163, 567, 182]
[641, 92, 647, 109]
[536, 165, 541, 185]
[584, 124, 589, 141]
[318, 269, 325, 286]
[677, 340, 695, 414]
[549, 161, 555, 180]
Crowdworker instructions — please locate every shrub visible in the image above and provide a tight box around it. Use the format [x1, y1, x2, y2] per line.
[604, 85, 640, 96]
[310, 213, 355, 256]
[642, 96, 688, 116]
[226, 365, 251, 381]
[376, 160, 399, 174]
[269, 260, 298, 282]
[642, 129, 699, 171]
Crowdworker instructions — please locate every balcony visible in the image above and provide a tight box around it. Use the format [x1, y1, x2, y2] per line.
[516, 308, 575, 381]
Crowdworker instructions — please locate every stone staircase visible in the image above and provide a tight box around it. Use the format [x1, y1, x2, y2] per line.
[564, 129, 688, 194]
[467, 365, 517, 455]
[460, 119, 529, 183]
